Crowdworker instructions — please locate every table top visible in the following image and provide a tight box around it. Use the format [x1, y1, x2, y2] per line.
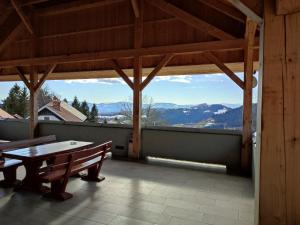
[2, 140, 94, 161]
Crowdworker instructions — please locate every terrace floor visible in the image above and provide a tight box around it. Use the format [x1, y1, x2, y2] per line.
[0, 159, 254, 225]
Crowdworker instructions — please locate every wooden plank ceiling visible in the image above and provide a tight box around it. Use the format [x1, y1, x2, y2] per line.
[0, 0, 261, 81]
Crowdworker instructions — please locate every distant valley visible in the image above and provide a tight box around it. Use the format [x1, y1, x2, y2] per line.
[87, 102, 256, 130]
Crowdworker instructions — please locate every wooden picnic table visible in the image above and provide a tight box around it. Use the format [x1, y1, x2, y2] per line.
[2, 140, 94, 192]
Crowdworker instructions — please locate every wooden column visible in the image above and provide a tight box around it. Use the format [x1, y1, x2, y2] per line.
[132, 56, 142, 158]
[259, 0, 300, 224]
[242, 19, 257, 173]
[29, 67, 38, 138]
[132, 0, 143, 159]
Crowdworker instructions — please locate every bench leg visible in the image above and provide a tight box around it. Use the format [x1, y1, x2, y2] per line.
[0, 167, 21, 188]
[43, 179, 73, 201]
[81, 165, 105, 182]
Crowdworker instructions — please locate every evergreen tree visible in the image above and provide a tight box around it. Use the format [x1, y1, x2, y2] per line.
[71, 96, 81, 110]
[63, 98, 68, 103]
[19, 87, 29, 117]
[89, 104, 99, 122]
[2, 83, 29, 117]
[80, 100, 90, 119]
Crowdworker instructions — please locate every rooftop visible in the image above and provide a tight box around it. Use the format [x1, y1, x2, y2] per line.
[0, 159, 254, 225]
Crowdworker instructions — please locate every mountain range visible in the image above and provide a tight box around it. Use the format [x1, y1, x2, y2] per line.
[88, 102, 241, 114]
[88, 101, 255, 130]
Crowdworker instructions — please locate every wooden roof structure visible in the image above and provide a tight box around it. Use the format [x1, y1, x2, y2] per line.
[0, 0, 261, 81]
[0, 0, 261, 177]
[2, 1, 300, 224]
[0, 0, 263, 173]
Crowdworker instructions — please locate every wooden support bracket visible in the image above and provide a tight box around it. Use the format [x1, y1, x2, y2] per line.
[140, 54, 174, 90]
[111, 59, 134, 89]
[33, 64, 56, 92]
[15, 66, 31, 89]
[204, 51, 245, 89]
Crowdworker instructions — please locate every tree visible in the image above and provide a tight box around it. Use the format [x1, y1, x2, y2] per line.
[71, 96, 81, 110]
[120, 96, 167, 126]
[89, 104, 99, 122]
[80, 100, 90, 119]
[2, 83, 29, 117]
[63, 98, 68, 103]
[37, 86, 55, 108]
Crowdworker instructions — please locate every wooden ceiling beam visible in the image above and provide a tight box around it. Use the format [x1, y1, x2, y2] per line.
[147, 0, 235, 40]
[204, 51, 244, 89]
[0, 38, 257, 68]
[10, 0, 34, 35]
[141, 54, 174, 90]
[130, 0, 140, 18]
[0, 12, 23, 54]
[16, 17, 177, 43]
[110, 59, 133, 89]
[0, 62, 260, 82]
[225, 0, 263, 25]
[37, 0, 126, 16]
[197, 0, 245, 23]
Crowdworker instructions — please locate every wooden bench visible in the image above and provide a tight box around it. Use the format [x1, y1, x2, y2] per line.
[0, 135, 57, 187]
[39, 141, 112, 201]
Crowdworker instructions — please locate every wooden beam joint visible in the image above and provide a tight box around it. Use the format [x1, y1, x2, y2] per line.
[140, 53, 174, 90]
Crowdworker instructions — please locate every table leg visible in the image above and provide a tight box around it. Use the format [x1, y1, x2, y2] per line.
[15, 160, 49, 193]
[0, 166, 21, 188]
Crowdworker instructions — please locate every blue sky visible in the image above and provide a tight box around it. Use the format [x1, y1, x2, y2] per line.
[0, 73, 258, 105]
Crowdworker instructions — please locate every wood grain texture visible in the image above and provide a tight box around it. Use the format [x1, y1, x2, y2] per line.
[285, 11, 300, 225]
[276, 0, 300, 15]
[147, 0, 235, 40]
[259, 0, 287, 224]
[242, 19, 257, 173]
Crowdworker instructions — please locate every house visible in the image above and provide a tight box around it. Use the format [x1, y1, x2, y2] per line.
[0, 108, 15, 120]
[38, 99, 87, 122]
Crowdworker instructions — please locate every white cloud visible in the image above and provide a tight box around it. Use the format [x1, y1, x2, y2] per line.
[154, 75, 192, 83]
[65, 78, 126, 85]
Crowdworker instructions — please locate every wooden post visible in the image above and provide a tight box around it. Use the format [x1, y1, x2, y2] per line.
[132, 56, 142, 158]
[29, 67, 38, 138]
[259, 0, 300, 224]
[131, 0, 143, 159]
[242, 19, 257, 173]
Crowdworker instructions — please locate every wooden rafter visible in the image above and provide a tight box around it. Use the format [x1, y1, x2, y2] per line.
[197, 0, 245, 23]
[15, 66, 31, 89]
[204, 51, 244, 89]
[140, 54, 174, 90]
[33, 64, 56, 91]
[37, 0, 125, 16]
[110, 59, 133, 89]
[0, 39, 256, 68]
[130, 0, 140, 18]
[226, 0, 263, 25]
[147, 0, 235, 40]
[0, 12, 23, 54]
[10, 0, 34, 35]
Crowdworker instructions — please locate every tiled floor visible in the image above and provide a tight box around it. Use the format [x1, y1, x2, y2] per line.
[0, 159, 254, 225]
